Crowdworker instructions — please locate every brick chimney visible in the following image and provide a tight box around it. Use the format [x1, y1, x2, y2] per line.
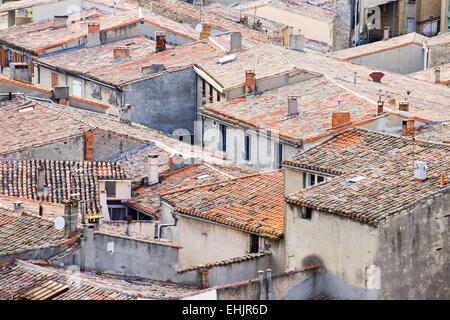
[287, 96, 298, 116]
[86, 21, 101, 48]
[245, 70, 255, 97]
[369, 71, 384, 83]
[84, 131, 93, 161]
[332, 100, 350, 128]
[402, 119, 415, 137]
[434, 68, 441, 84]
[155, 31, 166, 52]
[147, 153, 159, 186]
[398, 101, 409, 112]
[199, 24, 211, 40]
[113, 46, 130, 61]
[414, 161, 427, 182]
[377, 98, 384, 116]
[53, 15, 68, 29]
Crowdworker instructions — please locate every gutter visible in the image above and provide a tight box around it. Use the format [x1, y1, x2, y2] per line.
[281, 163, 338, 177]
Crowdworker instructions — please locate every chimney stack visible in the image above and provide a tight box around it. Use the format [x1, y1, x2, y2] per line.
[289, 29, 305, 52]
[53, 15, 68, 29]
[383, 26, 390, 40]
[434, 68, 441, 84]
[230, 32, 242, 52]
[240, 16, 248, 25]
[402, 119, 415, 137]
[377, 98, 384, 115]
[63, 194, 79, 237]
[245, 70, 256, 97]
[147, 153, 159, 186]
[120, 104, 131, 123]
[113, 46, 130, 61]
[369, 71, 385, 83]
[442, 122, 449, 144]
[332, 101, 351, 128]
[125, 215, 132, 236]
[287, 96, 298, 116]
[414, 161, 427, 182]
[86, 21, 101, 48]
[199, 24, 211, 40]
[168, 154, 184, 171]
[53, 86, 69, 104]
[398, 101, 409, 112]
[13, 201, 24, 215]
[155, 31, 166, 52]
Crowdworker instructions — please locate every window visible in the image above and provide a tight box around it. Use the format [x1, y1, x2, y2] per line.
[275, 143, 282, 169]
[201, 78, 206, 97]
[407, 18, 415, 34]
[306, 173, 325, 187]
[72, 79, 82, 97]
[217, 90, 221, 102]
[220, 124, 227, 152]
[91, 83, 102, 100]
[109, 206, 127, 220]
[209, 85, 213, 103]
[51, 72, 58, 88]
[250, 234, 259, 253]
[301, 207, 312, 220]
[105, 181, 116, 198]
[244, 134, 251, 161]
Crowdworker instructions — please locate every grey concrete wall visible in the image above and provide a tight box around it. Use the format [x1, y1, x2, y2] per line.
[348, 43, 424, 75]
[100, 23, 140, 45]
[376, 190, 450, 300]
[429, 42, 450, 68]
[0, 81, 52, 99]
[125, 67, 197, 135]
[82, 228, 181, 282]
[325, 0, 352, 50]
[139, 21, 194, 46]
[0, 243, 79, 265]
[92, 130, 146, 161]
[0, 135, 85, 160]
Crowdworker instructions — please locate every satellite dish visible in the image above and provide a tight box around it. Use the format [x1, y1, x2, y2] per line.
[54, 216, 65, 230]
[195, 24, 203, 33]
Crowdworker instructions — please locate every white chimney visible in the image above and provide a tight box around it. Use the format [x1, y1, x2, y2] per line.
[414, 161, 427, 182]
[13, 201, 24, 214]
[147, 154, 159, 186]
[287, 96, 298, 116]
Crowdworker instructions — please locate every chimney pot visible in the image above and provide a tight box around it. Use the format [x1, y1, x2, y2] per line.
[377, 99, 384, 115]
[414, 161, 427, 182]
[287, 96, 298, 116]
[155, 31, 166, 52]
[398, 101, 409, 112]
[402, 119, 415, 137]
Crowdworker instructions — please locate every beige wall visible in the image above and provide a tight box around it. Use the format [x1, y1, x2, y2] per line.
[242, 5, 333, 46]
[98, 180, 131, 200]
[284, 203, 379, 289]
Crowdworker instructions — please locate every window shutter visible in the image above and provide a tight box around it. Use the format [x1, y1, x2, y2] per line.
[28, 57, 34, 77]
[0, 48, 5, 67]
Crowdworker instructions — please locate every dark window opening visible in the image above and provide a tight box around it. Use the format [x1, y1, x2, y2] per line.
[201, 78, 206, 97]
[220, 124, 227, 152]
[217, 91, 221, 102]
[277, 143, 283, 168]
[302, 207, 312, 220]
[105, 181, 116, 198]
[250, 234, 259, 253]
[244, 135, 251, 161]
[209, 85, 213, 103]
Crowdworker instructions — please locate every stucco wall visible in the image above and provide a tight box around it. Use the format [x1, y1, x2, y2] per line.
[429, 42, 450, 68]
[92, 130, 145, 161]
[348, 43, 425, 74]
[375, 190, 450, 299]
[284, 203, 379, 290]
[98, 180, 131, 200]
[125, 67, 197, 135]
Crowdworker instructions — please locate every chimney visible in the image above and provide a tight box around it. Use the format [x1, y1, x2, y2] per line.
[254, 19, 262, 30]
[258, 270, 264, 300]
[245, 70, 256, 97]
[442, 122, 449, 144]
[199, 24, 211, 40]
[147, 153, 159, 186]
[414, 161, 427, 182]
[240, 16, 248, 25]
[434, 68, 441, 84]
[289, 29, 305, 52]
[53, 15, 68, 29]
[332, 101, 351, 128]
[142, 64, 165, 75]
[63, 195, 79, 237]
[230, 32, 242, 52]
[84, 131, 93, 161]
[398, 101, 409, 112]
[10, 63, 30, 82]
[402, 119, 415, 137]
[13, 201, 24, 215]
[155, 31, 166, 52]
[287, 96, 298, 116]
[266, 269, 273, 300]
[53, 86, 69, 104]
[369, 71, 385, 83]
[377, 98, 384, 115]
[113, 46, 130, 61]
[125, 215, 132, 236]
[120, 104, 131, 123]
[168, 154, 184, 171]
[86, 21, 101, 48]
[383, 26, 390, 40]
[198, 268, 209, 289]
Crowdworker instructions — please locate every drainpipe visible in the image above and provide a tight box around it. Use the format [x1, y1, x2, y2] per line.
[266, 269, 273, 300]
[156, 215, 178, 239]
[423, 40, 429, 70]
[258, 270, 264, 300]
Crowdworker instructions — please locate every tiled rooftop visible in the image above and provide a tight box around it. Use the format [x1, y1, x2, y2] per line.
[199, 76, 382, 145]
[161, 170, 284, 238]
[0, 194, 65, 221]
[126, 161, 257, 217]
[235, 0, 337, 23]
[0, 8, 198, 54]
[0, 206, 72, 256]
[284, 128, 450, 226]
[0, 159, 128, 215]
[0, 259, 199, 299]
[330, 33, 429, 61]
[0, 0, 134, 13]
[408, 64, 450, 85]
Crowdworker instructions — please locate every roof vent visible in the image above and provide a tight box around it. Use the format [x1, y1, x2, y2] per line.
[377, 98, 384, 116]
[287, 96, 298, 117]
[348, 176, 366, 183]
[383, 26, 390, 40]
[219, 54, 236, 64]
